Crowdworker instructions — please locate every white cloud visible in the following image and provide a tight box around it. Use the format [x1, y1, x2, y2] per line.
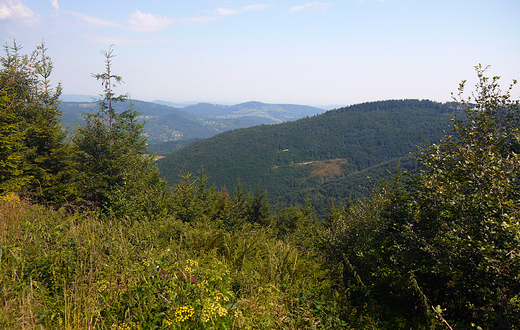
[127, 10, 174, 32]
[62, 10, 120, 28]
[290, 2, 330, 12]
[0, 0, 41, 25]
[50, 0, 58, 11]
[215, 4, 272, 16]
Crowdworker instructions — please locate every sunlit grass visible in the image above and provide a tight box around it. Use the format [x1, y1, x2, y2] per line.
[0, 200, 346, 329]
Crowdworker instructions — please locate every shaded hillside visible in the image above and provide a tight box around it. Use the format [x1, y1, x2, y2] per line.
[156, 99, 456, 209]
[146, 138, 202, 155]
[60, 100, 214, 143]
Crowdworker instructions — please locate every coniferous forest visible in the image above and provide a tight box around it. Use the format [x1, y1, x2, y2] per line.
[1, 43, 520, 329]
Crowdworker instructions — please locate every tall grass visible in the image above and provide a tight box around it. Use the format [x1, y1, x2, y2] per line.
[0, 199, 348, 329]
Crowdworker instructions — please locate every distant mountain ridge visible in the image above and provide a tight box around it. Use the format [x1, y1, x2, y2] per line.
[182, 101, 324, 122]
[59, 98, 327, 144]
[60, 94, 98, 102]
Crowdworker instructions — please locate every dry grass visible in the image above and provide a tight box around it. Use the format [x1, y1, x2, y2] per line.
[308, 158, 348, 182]
[0, 198, 28, 244]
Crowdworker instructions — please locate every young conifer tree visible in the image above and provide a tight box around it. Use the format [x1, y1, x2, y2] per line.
[0, 47, 27, 193]
[73, 46, 168, 217]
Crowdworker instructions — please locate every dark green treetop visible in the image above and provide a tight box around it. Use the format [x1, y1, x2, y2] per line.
[0, 41, 76, 203]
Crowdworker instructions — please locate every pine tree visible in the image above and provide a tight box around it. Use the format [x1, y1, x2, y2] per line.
[72, 46, 167, 217]
[0, 41, 76, 203]
[0, 83, 26, 193]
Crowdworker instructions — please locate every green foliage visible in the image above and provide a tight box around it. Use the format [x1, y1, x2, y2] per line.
[72, 46, 167, 217]
[0, 41, 76, 203]
[0, 88, 26, 192]
[408, 65, 520, 327]
[321, 66, 520, 328]
[169, 168, 219, 224]
[0, 197, 344, 329]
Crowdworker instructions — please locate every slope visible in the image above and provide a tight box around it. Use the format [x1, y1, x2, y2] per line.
[60, 99, 323, 144]
[156, 99, 457, 209]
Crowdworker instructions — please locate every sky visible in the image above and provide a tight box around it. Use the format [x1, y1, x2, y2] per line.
[1, 0, 519, 108]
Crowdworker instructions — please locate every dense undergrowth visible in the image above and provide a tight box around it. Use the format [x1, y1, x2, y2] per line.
[0, 197, 356, 330]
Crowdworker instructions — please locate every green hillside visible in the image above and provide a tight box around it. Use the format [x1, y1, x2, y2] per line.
[157, 99, 456, 209]
[60, 99, 322, 144]
[59, 100, 220, 143]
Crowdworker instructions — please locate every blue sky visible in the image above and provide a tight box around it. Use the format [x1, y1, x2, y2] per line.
[1, 0, 519, 107]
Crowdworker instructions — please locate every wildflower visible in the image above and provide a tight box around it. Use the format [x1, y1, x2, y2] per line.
[174, 305, 195, 322]
[159, 269, 169, 279]
[184, 259, 198, 274]
[0, 192, 20, 203]
[200, 298, 228, 323]
[96, 280, 110, 293]
[112, 321, 137, 330]
[233, 309, 243, 319]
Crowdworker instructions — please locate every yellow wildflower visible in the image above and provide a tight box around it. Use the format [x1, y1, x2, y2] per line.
[0, 192, 20, 203]
[112, 321, 137, 330]
[174, 305, 195, 322]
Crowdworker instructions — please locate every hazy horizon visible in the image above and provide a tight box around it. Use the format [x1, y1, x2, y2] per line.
[2, 0, 519, 106]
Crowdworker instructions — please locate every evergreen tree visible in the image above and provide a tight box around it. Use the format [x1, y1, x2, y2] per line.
[0, 82, 26, 193]
[0, 41, 76, 203]
[73, 46, 167, 217]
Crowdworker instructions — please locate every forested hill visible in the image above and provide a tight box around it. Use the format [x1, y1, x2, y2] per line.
[60, 100, 220, 143]
[60, 99, 324, 144]
[156, 99, 457, 209]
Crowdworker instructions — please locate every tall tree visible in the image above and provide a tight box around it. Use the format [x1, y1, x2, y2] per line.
[410, 65, 520, 327]
[73, 46, 168, 217]
[0, 41, 76, 203]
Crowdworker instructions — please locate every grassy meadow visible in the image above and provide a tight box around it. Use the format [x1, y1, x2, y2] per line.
[0, 197, 357, 330]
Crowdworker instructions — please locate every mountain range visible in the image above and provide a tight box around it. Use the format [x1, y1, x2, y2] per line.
[59, 97, 325, 144]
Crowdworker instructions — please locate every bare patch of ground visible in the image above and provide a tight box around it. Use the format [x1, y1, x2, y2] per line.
[305, 158, 348, 182]
[271, 158, 348, 183]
